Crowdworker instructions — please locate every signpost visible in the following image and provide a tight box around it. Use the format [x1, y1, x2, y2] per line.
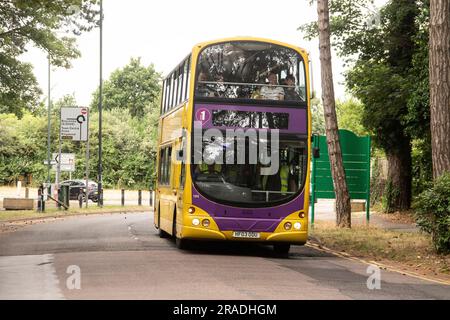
[52, 153, 75, 172]
[61, 107, 89, 141]
[52, 107, 90, 210]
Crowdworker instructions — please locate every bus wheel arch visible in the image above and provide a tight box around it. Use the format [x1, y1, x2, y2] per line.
[172, 207, 190, 250]
[157, 205, 168, 238]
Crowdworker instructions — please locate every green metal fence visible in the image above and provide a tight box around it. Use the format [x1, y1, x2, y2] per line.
[311, 129, 371, 225]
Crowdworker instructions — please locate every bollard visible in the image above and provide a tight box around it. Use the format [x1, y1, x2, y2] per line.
[121, 189, 125, 206]
[37, 185, 45, 212]
[149, 189, 153, 207]
[78, 194, 83, 208]
[25, 187, 29, 199]
[138, 190, 142, 206]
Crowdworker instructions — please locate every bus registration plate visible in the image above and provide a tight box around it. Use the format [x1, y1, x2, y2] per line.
[232, 231, 261, 239]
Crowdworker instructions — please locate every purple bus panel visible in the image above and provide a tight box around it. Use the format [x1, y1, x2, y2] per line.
[192, 187, 305, 233]
[191, 103, 307, 233]
[194, 103, 307, 134]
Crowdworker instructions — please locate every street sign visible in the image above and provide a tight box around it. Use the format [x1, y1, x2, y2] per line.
[61, 107, 89, 141]
[52, 153, 75, 172]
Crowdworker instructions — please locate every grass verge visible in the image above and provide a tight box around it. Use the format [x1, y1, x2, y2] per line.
[0, 205, 151, 222]
[310, 220, 450, 282]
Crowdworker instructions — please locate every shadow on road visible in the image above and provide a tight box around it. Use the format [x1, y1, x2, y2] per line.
[160, 237, 335, 260]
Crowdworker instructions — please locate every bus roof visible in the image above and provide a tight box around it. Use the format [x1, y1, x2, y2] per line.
[193, 36, 307, 55]
[162, 36, 308, 80]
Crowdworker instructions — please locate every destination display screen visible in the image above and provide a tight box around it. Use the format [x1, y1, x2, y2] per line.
[212, 110, 289, 129]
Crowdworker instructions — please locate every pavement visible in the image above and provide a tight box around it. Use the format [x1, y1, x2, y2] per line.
[312, 199, 419, 232]
[0, 187, 154, 209]
[0, 211, 448, 300]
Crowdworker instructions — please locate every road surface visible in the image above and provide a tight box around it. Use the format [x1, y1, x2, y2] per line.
[0, 212, 448, 299]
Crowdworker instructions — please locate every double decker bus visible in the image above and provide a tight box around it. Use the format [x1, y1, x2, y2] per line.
[155, 37, 311, 254]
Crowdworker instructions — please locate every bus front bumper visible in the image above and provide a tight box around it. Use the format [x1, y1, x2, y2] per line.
[181, 226, 308, 245]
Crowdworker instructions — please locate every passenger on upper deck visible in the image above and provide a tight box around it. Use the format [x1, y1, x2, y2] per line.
[260, 72, 285, 101]
[283, 75, 301, 101]
[196, 71, 214, 97]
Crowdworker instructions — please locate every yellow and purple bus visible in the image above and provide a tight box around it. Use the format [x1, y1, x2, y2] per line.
[155, 37, 312, 254]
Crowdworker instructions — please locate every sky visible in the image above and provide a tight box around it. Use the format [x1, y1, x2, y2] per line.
[20, 0, 386, 107]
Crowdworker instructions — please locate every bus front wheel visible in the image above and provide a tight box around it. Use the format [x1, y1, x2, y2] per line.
[273, 244, 290, 255]
[175, 237, 190, 250]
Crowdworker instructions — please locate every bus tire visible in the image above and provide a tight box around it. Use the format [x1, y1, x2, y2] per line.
[175, 237, 190, 250]
[273, 243, 290, 256]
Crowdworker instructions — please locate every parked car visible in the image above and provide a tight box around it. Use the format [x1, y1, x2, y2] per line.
[60, 180, 99, 202]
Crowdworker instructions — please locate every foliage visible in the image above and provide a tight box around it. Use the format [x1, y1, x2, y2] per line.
[414, 173, 450, 254]
[336, 98, 367, 136]
[90, 57, 162, 117]
[301, 0, 431, 212]
[0, 113, 50, 183]
[311, 95, 325, 135]
[0, 104, 159, 189]
[0, 0, 99, 117]
[411, 138, 433, 195]
[370, 157, 386, 206]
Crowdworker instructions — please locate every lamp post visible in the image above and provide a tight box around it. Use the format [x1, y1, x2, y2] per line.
[47, 54, 51, 184]
[98, 0, 104, 207]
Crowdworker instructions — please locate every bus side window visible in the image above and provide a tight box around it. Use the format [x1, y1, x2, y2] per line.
[185, 57, 191, 100]
[167, 147, 172, 186]
[158, 148, 165, 184]
[158, 146, 173, 186]
[180, 163, 186, 190]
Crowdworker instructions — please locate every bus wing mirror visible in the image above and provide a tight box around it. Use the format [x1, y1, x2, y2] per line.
[313, 147, 320, 159]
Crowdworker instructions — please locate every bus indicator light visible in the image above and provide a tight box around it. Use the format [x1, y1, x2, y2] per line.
[188, 207, 196, 214]
[202, 219, 210, 228]
[284, 222, 292, 230]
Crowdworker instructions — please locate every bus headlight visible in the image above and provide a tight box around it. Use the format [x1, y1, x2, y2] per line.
[192, 218, 200, 226]
[284, 222, 292, 230]
[202, 219, 210, 227]
[294, 222, 302, 230]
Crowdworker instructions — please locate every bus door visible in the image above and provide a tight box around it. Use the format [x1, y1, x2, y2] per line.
[158, 146, 174, 232]
[175, 133, 187, 222]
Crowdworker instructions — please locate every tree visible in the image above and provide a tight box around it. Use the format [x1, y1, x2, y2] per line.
[0, 0, 99, 117]
[301, 0, 422, 213]
[429, 0, 450, 178]
[90, 58, 161, 118]
[317, 0, 351, 228]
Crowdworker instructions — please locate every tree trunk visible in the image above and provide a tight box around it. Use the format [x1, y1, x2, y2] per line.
[429, 0, 450, 179]
[385, 141, 412, 213]
[317, 0, 351, 228]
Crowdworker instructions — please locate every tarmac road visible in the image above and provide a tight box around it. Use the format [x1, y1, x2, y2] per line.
[0, 212, 449, 300]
